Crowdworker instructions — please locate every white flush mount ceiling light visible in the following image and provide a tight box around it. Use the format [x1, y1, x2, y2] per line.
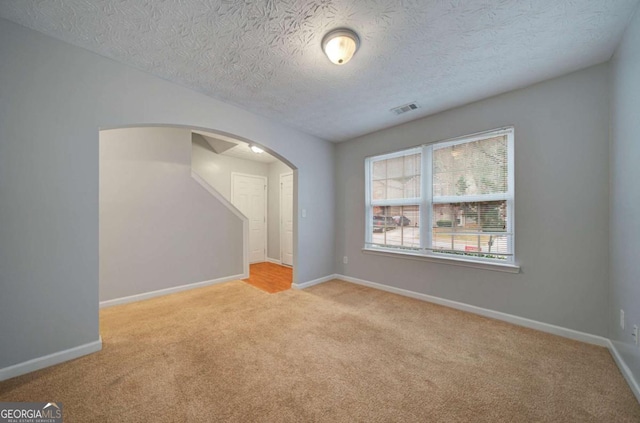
[250, 145, 264, 154]
[322, 28, 360, 65]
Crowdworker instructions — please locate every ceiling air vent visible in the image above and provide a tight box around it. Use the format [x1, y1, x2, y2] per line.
[391, 102, 420, 115]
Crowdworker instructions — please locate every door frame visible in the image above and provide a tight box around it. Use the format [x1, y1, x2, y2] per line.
[231, 172, 268, 264]
[279, 172, 294, 267]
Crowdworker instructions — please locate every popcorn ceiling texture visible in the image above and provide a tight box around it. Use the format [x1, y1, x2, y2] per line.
[0, 0, 637, 141]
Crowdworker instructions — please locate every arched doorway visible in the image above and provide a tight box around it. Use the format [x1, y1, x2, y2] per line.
[99, 125, 297, 306]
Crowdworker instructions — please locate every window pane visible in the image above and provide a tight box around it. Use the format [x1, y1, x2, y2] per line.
[433, 135, 508, 197]
[404, 154, 420, 177]
[386, 178, 404, 199]
[370, 152, 421, 200]
[386, 157, 404, 179]
[432, 201, 509, 259]
[372, 180, 386, 200]
[403, 177, 420, 198]
[371, 205, 420, 249]
[372, 160, 386, 180]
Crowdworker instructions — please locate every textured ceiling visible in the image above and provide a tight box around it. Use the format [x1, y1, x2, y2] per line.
[0, 0, 638, 142]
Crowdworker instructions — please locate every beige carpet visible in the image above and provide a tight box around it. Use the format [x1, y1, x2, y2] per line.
[1, 279, 638, 422]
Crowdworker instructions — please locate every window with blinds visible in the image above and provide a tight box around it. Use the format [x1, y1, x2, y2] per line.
[365, 127, 514, 263]
[368, 148, 422, 250]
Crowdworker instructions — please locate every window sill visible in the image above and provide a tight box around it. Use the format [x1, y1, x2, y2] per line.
[361, 247, 521, 274]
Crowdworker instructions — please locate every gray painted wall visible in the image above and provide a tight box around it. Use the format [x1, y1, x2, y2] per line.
[268, 161, 294, 261]
[610, 6, 640, 384]
[335, 64, 610, 336]
[191, 135, 269, 200]
[0, 19, 335, 369]
[100, 127, 243, 301]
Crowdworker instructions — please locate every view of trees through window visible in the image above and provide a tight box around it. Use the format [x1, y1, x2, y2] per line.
[431, 135, 509, 259]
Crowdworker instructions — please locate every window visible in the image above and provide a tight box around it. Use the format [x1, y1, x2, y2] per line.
[365, 127, 514, 265]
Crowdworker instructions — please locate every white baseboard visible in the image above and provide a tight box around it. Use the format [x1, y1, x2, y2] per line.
[266, 257, 282, 265]
[100, 274, 246, 308]
[606, 340, 640, 403]
[335, 274, 609, 347]
[292, 274, 338, 290]
[0, 337, 102, 382]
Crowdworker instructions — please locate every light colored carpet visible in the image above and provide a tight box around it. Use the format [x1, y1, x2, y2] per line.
[1, 279, 638, 422]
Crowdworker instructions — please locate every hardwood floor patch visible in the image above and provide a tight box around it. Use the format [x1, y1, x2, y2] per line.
[243, 262, 292, 293]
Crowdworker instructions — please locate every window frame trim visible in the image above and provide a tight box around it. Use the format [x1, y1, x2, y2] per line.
[361, 247, 521, 273]
[364, 126, 516, 270]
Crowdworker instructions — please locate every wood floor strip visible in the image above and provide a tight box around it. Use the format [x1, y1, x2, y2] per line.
[243, 262, 292, 293]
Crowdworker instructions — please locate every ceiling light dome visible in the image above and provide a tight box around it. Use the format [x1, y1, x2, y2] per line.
[322, 28, 360, 65]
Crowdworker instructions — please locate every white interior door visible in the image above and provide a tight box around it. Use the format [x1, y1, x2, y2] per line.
[232, 173, 267, 263]
[280, 172, 294, 266]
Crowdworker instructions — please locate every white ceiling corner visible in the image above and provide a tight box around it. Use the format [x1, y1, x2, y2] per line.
[198, 134, 237, 155]
[193, 130, 278, 164]
[0, 0, 638, 142]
